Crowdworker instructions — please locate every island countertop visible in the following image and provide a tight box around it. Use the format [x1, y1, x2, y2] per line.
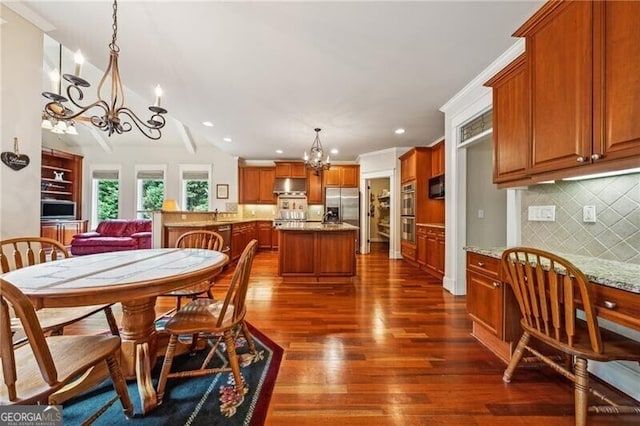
[465, 246, 640, 294]
[277, 222, 359, 231]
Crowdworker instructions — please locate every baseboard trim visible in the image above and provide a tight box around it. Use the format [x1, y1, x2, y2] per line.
[589, 360, 640, 402]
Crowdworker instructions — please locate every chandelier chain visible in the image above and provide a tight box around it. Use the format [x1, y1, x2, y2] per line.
[110, 0, 119, 52]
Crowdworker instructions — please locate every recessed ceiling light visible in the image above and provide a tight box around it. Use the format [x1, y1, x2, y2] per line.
[330, 148, 339, 154]
[275, 149, 283, 154]
[394, 128, 405, 135]
[223, 137, 232, 142]
[202, 121, 214, 127]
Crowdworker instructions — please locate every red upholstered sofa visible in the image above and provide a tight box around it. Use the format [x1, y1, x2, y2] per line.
[70, 219, 152, 256]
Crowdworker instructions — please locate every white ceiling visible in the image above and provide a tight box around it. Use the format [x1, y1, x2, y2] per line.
[7, 1, 543, 161]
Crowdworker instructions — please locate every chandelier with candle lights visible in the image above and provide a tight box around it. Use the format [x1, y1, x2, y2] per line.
[303, 128, 331, 175]
[41, 0, 167, 140]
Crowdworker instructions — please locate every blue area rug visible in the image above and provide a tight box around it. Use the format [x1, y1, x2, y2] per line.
[62, 323, 282, 425]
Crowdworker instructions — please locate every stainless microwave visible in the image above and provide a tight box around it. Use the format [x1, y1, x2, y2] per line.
[428, 175, 445, 199]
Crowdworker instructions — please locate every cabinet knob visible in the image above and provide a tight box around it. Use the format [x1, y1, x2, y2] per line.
[576, 156, 588, 163]
[492, 281, 501, 288]
[477, 262, 485, 267]
[591, 153, 603, 161]
[603, 300, 617, 310]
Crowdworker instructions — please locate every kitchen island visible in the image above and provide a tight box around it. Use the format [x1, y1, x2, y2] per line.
[277, 222, 358, 283]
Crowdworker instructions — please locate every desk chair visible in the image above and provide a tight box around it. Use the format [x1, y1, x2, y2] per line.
[501, 247, 640, 426]
[0, 237, 119, 338]
[0, 278, 133, 419]
[156, 239, 258, 407]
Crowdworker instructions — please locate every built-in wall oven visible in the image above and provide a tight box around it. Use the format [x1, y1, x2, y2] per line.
[401, 182, 416, 243]
[401, 182, 415, 216]
[401, 216, 416, 243]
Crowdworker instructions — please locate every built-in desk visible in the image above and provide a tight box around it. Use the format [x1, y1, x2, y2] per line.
[465, 247, 640, 362]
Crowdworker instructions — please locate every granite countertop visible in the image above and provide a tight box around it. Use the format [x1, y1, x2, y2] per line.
[163, 219, 266, 227]
[465, 246, 640, 294]
[277, 222, 359, 231]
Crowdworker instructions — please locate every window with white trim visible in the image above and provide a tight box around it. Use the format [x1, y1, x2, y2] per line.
[91, 169, 120, 225]
[136, 169, 165, 219]
[181, 170, 210, 211]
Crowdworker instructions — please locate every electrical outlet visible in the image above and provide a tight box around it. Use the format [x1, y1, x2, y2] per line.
[477, 209, 484, 219]
[181, 214, 187, 220]
[583, 205, 596, 223]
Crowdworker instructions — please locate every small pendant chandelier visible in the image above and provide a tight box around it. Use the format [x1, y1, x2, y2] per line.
[41, 0, 167, 140]
[303, 128, 331, 175]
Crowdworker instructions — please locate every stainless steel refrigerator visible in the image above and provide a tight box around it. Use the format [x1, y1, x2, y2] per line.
[325, 187, 360, 251]
[325, 187, 360, 226]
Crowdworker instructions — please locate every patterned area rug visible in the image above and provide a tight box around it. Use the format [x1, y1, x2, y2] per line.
[62, 323, 282, 425]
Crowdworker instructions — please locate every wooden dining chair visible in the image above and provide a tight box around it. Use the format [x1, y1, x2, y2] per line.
[0, 278, 133, 419]
[501, 247, 640, 426]
[0, 237, 119, 338]
[162, 230, 225, 311]
[156, 239, 258, 407]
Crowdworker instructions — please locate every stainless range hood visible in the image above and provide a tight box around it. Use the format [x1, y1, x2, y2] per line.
[273, 177, 306, 194]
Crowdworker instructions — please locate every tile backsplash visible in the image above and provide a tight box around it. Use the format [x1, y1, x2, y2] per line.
[521, 173, 639, 264]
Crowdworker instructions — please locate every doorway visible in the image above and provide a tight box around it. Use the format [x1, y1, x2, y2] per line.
[367, 177, 391, 252]
[465, 135, 506, 247]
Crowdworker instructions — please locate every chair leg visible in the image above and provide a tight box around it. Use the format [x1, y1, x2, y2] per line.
[241, 321, 256, 355]
[105, 355, 133, 418]
[503, 332, 530, 383]
[223, 330, 246, 396]
[574, 357, 589, 426]
[157, 334, 178, 405]
[104, 306, 120, 336]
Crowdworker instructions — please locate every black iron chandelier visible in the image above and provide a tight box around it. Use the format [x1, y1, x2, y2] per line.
[41, 0, 167, 140]
[303, 128, 331, 175]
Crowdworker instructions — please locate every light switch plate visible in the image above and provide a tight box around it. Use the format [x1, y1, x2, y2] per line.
[583, 205, 596, 223]
[528, 205, 556, 222]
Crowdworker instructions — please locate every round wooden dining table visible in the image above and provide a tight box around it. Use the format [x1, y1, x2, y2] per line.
[0, 248, 228, 414]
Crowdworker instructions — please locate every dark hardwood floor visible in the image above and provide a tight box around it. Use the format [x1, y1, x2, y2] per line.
[68, 242, 639, 425]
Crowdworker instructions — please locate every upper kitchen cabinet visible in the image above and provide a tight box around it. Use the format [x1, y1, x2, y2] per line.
[430, 140, 445, 177]
[306, 168, 323, 204]
[399, 147, 429, 184]
[513, 1, 640, 176]
[484, 54, 530, 184]
[322, 165, 359, 188]
[275, 161, 306, 178]
[239, 167, 276, 204]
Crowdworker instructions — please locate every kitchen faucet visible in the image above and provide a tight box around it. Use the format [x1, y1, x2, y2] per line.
[322, 211, 334, 222]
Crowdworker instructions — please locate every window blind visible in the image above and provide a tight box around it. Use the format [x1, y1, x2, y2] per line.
[92, 170, 119, 180]
[182, 171, 209, 180]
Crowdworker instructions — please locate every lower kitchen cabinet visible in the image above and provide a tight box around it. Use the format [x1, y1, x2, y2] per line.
[257, 221, 273, 249]
[466, 251, 546, 363]
[40, 220, 88, 247]
[414, 225, 445, 280]
[231, 222, 257, 261]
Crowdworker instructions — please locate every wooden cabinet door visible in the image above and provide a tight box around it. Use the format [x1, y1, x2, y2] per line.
[258, 168, 276, 203]
[307, 169, 323, 204]
[416, 226, 427, 266]
[271, 228, 279, 250]
[466, 270, 503, 338]
[239, 168, 260, 203]
[593, 1, 640, 162]
[322, 167, 341, 187]
[60, 221, 87, 246]
[485, 55, 530, 183]
[436, 233, 445, 276]
[400, 150, 416, 183]
[430, 142, 444, 177]
[400, 240, 416, 261]
[425, 232, 438, 273]
[525, 1, 593, 173]
[40, 222, 59, 242]
[275, 162, 306, 178]
[257, 222, 272, 249]
[340, 165, 359, 187]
